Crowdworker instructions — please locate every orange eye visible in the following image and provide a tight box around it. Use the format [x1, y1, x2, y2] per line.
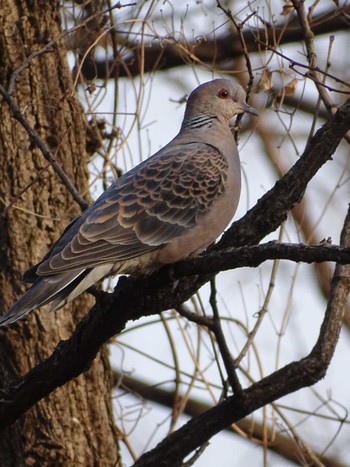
[217, 89, 229, 99]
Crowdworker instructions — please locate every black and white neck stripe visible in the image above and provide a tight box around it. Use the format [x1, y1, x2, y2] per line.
[182, 114, 218, 130]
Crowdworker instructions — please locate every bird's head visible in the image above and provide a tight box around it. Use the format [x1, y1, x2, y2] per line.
[184, 79, 257, 123]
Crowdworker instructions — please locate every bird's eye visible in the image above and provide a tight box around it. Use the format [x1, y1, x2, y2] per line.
[217, 89, 229, 99]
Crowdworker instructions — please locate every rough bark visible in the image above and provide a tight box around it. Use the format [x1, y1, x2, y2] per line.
[0, 1, 118, 465]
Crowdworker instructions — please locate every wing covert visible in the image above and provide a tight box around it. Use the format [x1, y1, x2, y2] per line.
[35, 143, 228, 276]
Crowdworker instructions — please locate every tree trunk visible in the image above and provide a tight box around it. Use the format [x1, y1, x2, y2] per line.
[0, 1, 118, 465]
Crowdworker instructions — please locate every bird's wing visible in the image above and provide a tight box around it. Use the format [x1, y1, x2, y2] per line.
[32, 142, 228, 276]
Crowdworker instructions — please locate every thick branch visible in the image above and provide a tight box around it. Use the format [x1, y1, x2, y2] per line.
[114, 371, 345, 467]
[133, 199, 350, 467]
[132, 357, 333, 466]
[219, 97, 350, 248]
[80, 6, 350, 80]
[174, 242, 350, 278]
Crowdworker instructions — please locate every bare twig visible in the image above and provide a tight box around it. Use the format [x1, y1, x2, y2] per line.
[255, 40, 350, 94]
[209, 278, 242, 395]
[291, 0, 341, 112]
[176, 306, 213, 328]
[234, 254, 280, 367]
[216, 1, 256, 139]
[0, 84, 89, 211]
[8, 41, 57, 95]
[216, 1, 255, 89]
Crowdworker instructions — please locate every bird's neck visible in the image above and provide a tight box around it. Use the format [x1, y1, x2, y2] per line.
[181, 113, 219, 130]
[180, 113, 234, 147]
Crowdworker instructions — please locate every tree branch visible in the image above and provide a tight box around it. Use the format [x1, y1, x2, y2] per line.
[79, 6, 350, 80]
[173, 242, 350, 278]
[219, 97, 350, 248]
[133, 198, 350, 467]
[114, 371, 346, 467]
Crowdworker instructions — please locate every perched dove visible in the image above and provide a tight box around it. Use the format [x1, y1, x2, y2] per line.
[0, 79, 256, 326]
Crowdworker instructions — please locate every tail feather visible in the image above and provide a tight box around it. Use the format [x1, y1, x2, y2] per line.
[48, 263, 114, 312]
[0, 270, 84, 326]
[0, 263, 115, 326]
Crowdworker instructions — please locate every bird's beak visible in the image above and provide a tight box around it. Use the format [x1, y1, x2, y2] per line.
[240, 102, 258, 116]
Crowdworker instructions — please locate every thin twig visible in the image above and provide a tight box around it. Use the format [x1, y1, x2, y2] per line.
[8, 41, 56, 95]
[216, 1, 255, 89]
[234, 256, 280, 367]
[209, 278, 242, 395]
[307, 34, 335, 143]
[255, 40, 350, 94]
[216, 1, 256, 140]
[291, 0, 340, 113]
[176, 306, 213, 328]
[8, 2, 125, 95]
[0, 84, 89, 211]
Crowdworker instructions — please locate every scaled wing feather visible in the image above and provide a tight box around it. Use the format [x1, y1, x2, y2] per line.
[35, 142, 227, 276]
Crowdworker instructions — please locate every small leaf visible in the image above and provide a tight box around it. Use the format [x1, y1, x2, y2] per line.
[281, 1, 294, 16]
[256, 68, 273, 92]
[283, 78, 298, 96]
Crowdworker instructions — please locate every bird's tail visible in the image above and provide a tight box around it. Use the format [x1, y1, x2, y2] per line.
[0, 263, 116, 326]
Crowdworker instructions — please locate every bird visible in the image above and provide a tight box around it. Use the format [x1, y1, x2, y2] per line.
[0, 79, 257, 326]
